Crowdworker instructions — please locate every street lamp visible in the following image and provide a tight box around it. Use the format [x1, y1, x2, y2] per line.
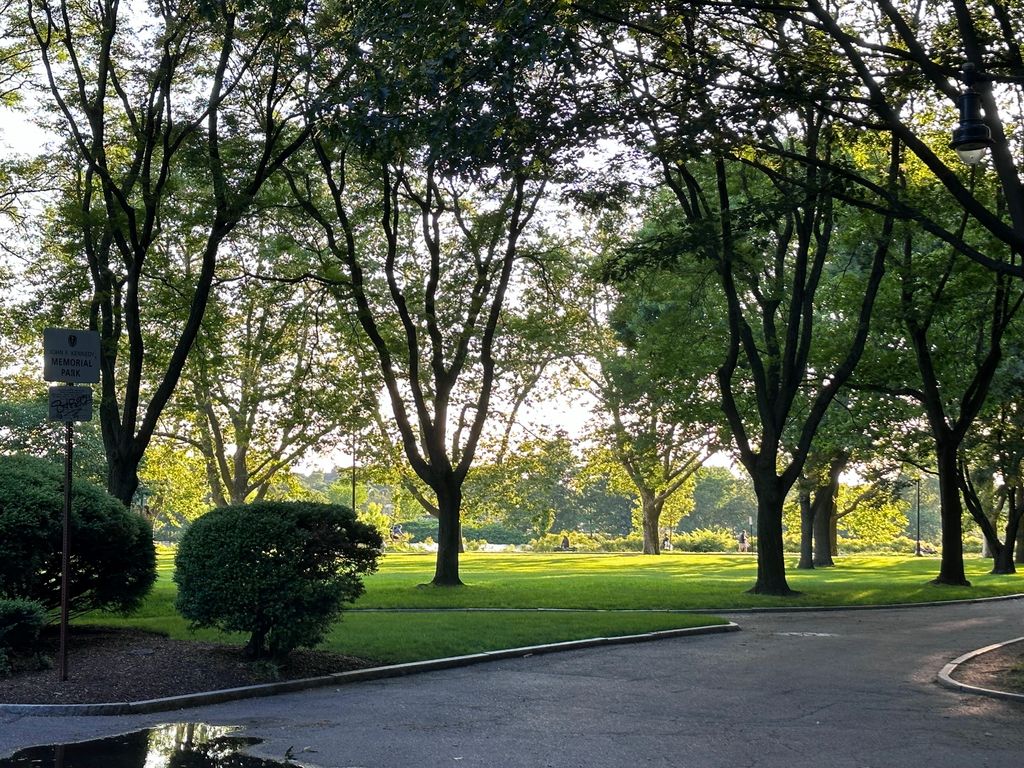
[915, 477, 922, 557]
[950, 63, 994, 165]
[350, 430, 357, 512]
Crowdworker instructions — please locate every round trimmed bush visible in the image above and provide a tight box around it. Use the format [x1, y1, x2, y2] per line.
[174, 501, 383, 660]
[0, 454, 156, 616]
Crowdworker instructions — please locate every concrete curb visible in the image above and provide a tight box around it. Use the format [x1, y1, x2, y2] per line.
[0, 622, 739, 717]
[937, 636, 1024, 703]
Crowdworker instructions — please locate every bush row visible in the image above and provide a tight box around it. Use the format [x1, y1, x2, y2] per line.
[0, 454, 158, 675]
[0, 454, 156, 617]
[529, 528, 741, 553]
[399, 519, 534, 545]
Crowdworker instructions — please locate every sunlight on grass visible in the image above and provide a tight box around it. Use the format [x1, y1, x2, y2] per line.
[357, 552, 1024, 610]
[84, 547, 1020, 664]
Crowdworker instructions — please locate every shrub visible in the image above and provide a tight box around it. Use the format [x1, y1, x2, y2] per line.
[0, 454, 156, 615]
[0, 598, 48, 678]
[673, 527, 736, 553]
[174, 501, 384, 660]
[0, 598, 47, 654]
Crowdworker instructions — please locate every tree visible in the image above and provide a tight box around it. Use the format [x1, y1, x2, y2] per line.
[579, 7, 897, 593]
[160, 229, 378, 507]
[900, 248, 1022, 583]
[849, 211, 1024, 583]
[796, 449, 849, 569]
[686, 467, 757, 534]
[580, 329, 712, 554]
[24, 0, 319, 504]
[769, 0, 1024, 274]
[609, 153, 891, 592]
[286, 0, 586, 585]
[566, 211, 719, 554]
[463, 435, 577, 538]
[957, 350, 1024, 573]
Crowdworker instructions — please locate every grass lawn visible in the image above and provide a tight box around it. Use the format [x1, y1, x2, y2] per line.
[357, 551, 1024, 610]
[80, 548, 1022, 665]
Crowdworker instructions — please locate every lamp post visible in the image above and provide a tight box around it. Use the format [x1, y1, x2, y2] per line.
[915, 477, 922, 557]
[950, 63, 994, 165]
[350, 430, 357, 512]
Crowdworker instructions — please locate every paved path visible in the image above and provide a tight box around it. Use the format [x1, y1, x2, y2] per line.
[2, 599, 1022, 767]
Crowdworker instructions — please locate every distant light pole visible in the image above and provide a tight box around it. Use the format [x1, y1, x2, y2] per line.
[915, 477, 922, 557]
[950, 63, 994, 165]
[350, 431, 357, 512]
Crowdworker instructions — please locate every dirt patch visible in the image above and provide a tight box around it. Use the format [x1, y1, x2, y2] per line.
[948, 642, 1024, 695]
[0, 626, 374, 705]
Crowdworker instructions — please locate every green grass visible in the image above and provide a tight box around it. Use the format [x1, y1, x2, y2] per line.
[356, 552, 1024, 610]
[79, 548, 1022, 665]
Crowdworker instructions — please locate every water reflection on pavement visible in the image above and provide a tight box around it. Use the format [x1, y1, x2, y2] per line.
[0, 723, 288, 768]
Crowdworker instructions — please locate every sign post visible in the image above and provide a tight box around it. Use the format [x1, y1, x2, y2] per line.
[43, 329, 100, 682]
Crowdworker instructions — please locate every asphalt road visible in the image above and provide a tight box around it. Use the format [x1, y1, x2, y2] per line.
[2, 599, 1022, 767]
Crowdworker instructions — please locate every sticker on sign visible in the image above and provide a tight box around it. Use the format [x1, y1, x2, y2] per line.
[43, 328, 101, 383]
[49, 386, 93, 422]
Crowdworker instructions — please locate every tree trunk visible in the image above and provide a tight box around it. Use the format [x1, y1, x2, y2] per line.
[106, 448, 141, 509]
[431, 478, 464, 586]
[812, 479, 838, 567]
[992, 540, 1017, 574]
[933, 442, 970, 586]
[1017, 517, 1024, 565]
[244, 628, 267, 659]
[749, 473, 797, 595]
[992, 496, 1022, 575]
[641, 494, 661, 555]
[797, 486, 814, 569]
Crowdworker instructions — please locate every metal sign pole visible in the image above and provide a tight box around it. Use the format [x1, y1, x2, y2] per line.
[43, 327, 100, 683]
[59, 419, 73, 682]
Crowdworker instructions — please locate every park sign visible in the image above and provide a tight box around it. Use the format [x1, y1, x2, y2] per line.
[43, 328, 101, 384]
[41, 326, 102, 682]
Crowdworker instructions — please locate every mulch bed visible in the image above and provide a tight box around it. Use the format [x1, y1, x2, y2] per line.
[0, 626, 374, 705]
[950, 642, 1024, 695]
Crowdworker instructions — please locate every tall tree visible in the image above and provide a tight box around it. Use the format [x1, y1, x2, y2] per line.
[583, 7, 895, 594]
[957, 345, 1024, 573]
[159, 228, 377, 506]
[579, 283, 714, 554]
[24, 0, 318, 504]
[895, 230, 1023, 583]
[286, 0, 586, 585]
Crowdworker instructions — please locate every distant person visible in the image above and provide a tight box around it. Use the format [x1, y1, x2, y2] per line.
[560, 534, 571, 551]
[738, 530, 749, 553]
[390, 523, 404, 540]
[661, 534, 673, 551]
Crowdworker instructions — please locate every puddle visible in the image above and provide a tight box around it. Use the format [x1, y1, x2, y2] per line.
[0, 723, 291, 767]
